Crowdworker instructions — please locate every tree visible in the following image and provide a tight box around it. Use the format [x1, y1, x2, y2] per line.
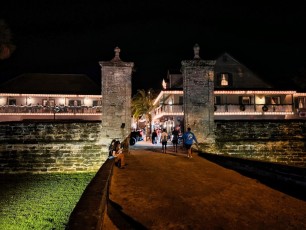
[0, 19, 15, 60]
[131, 88, 157, 139]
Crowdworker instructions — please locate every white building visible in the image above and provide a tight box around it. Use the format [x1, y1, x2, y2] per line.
[151, 53, 306, 133]
[0, 73, 102, 121]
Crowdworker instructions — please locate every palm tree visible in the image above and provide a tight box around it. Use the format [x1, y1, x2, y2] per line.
[0, 19, 15, 60]
[131, 88, 157, 139]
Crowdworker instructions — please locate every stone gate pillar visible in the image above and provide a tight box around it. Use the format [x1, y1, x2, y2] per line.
[181, 44, 215, 143]
[99, 47, 134, 149]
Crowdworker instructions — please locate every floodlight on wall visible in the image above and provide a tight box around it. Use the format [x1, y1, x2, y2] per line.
[121, 123, 125, 129]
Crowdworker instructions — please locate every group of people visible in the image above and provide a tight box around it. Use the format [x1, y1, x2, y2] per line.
[108, 127, 198, 169]
[152, 127, 198, 157]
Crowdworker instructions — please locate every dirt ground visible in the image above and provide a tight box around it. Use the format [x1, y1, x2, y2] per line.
[103, 144, 306, 230]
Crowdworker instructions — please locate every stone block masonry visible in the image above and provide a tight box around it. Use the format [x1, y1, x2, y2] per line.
[0, 121, 107, 173]
[99, 47, 134, 148]
[212, 120, 306, 167]
[181, 44, 216, 143]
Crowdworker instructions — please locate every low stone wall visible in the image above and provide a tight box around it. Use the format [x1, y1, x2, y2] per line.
[198, 152, 306, 200]
[0, 120, 108, 173]
[212, 120, 306, 167]
[2, 120, 306, 172]
[67, 158, 114, 230]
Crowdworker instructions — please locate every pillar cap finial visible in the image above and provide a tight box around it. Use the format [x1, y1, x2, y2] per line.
[193, 43, 201, 59]
[112, 46, 121, 61]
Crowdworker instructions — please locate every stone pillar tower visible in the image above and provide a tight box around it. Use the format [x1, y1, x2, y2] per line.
[99, 47, 134, 149]
[181, 44, 216, 143]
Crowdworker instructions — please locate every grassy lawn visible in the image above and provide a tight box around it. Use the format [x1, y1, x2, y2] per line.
[0, 172, 95, 230]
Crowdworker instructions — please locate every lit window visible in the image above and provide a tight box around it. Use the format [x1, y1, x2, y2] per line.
[242, 96, 251, 104]
[299, 97, 305, 108]
[221, 74, 228, 86]
[265, 96, 280, 105]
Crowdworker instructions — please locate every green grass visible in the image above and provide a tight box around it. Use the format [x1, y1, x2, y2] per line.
[0, 172, 95, 230]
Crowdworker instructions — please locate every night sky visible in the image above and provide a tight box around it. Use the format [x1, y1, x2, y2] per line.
[0, 1, 305, 95]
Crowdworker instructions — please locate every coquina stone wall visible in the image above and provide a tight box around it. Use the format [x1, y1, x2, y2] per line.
[211, 120, 306, 167]
[2, 120, 306, 173]
[0, 121, 107, 173]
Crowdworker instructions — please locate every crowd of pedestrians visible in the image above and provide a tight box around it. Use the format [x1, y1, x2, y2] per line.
[150, 127, 198, 157]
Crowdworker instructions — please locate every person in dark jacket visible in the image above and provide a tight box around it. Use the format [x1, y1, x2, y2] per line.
[152, 129, 157, 144]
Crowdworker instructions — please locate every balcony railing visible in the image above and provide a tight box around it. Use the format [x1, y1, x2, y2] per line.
[153, 104, 295, 117]
[214, 104, 293, 113]
[0, 105, 102, 114]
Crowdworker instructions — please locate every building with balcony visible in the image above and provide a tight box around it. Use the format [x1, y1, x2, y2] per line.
[0, 73, 102, 121]
[152, 53, 306, 133]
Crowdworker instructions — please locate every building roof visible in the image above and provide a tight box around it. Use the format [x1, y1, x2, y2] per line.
[0, 73, 101, 95]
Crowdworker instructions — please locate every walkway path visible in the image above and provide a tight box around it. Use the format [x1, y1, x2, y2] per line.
[104, 140, 306, 229]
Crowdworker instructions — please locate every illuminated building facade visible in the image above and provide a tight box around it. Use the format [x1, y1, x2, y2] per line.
[152, 52, 306, 133]
[0, 73, 102, 121]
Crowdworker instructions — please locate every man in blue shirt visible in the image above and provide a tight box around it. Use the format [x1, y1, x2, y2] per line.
[182, 127, 198, 158]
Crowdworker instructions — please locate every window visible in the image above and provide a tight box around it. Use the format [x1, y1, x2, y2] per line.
[217, 73, 233, 87]
[42, 99, 55, 106]
[179, 96, 183, 105]
[265, 96, 280, 105]
[214, 96, 221, 105]
[297, 97, 306, 108]
[93, 100, 101, 106]
[68, 100, 81, 106]
[221, 74, 228, 86]
[239, 96, 251, 104]
[8, 99, 16, 105]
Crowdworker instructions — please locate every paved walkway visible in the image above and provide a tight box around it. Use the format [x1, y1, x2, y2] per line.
[104, 140, 306, 229]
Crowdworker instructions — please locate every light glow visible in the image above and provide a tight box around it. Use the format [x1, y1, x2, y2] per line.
[0, 113, 101, 116]
[214, 112, 294, 115]
[153, 91, 183, 105]
[153, 112, 184, 119]
[214, 90, 296, 95]
[0, 93, 101, 98]
[214, 112, 262, 115]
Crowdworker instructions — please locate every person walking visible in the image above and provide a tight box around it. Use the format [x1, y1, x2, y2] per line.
[160, 129, 168, 153]
[182, 127, 198, 158]
[152, 129, 157, 144]
[171, 128, 179, 152]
